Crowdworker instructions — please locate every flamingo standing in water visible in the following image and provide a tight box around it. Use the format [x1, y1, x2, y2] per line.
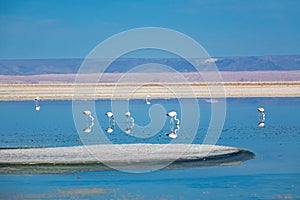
[146, 95, 151, 105]
[83, 110, 92, 116]
[257, 107, 265, 127]
[166, 111, 180, 138]
[34, 96, 40, 101]
[105, 112, 115, 133]
[257, 107, 265, 113]
[125, 111, 131, 119]
[105, 112, 114, 119]
[125, 112, 134, 123]
[125, 112, 135, 134]
[166, 111, 180, 125]
[83, 110, 94, 133]
[34, 96, 41, 111]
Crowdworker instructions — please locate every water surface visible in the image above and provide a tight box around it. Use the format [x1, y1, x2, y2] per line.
[0, 98, 299, 199]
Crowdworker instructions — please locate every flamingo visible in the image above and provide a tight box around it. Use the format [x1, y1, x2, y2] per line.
[125, 111, 135, 134]
[34, 96, 40, 101]
[257, 107, 265, 113]
[166, 111, 180, 139]
[125, 111, 131, 118]
[83, 117, 94, 133]
[166, 111, 180, 125]
[166, 111, 177, 117]
[257, 107, 265, 127]
[105, 112, 115, 133]
[105, 112, 114, 119]
[125, 111, 135, 122]
[83, 110, 94, 133]
[83, 118, 94, 133]
[146, 95, 151, 105]
[83, 110, 92, 116]
[34, 96, 41, 111]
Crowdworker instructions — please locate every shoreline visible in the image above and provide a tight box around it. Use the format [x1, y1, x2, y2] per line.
[1, 71, 300, 83]
[0, 81, 300, 100]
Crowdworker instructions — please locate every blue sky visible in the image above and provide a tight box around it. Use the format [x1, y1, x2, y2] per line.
[0, 0, 299, 59]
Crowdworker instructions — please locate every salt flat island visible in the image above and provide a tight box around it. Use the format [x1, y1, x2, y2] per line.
[0, 144, 254, 173]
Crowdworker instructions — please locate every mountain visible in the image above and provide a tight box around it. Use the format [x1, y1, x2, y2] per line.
[0, 55, 299, 75]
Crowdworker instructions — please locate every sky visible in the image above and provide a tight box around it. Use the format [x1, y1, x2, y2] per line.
[0, 0, 299, 59]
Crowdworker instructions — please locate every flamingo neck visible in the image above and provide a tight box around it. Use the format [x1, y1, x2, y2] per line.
[174, 116, 180, 124]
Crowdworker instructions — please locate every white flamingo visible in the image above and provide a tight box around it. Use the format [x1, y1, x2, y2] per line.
[166, 111, 180, 125]
[257, 107, 265, 128]
[105, 112, 114, 119]
[34, 96, 41, 111]
[166, 111, 180, 139]
[34, 96, 40, 101]
[83, 110, 92, 116]
[125, 111, 135, 134]
[257, 107, 265, 113]
[83, 117, 94, 133]
[105, 112, 115, 133]
[125, 111, 131, 118]
[146, 95, 151, 105]
[125, 112, 134, 122]
[83, 110, 94, 133]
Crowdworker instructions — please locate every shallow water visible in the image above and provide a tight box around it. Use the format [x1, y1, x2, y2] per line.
[0, 98, 300, 199]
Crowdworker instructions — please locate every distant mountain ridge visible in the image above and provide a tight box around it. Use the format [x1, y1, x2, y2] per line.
[0, 55, 299, 75]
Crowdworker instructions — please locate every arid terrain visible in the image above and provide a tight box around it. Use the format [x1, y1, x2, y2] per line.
[0, 71, 299, 84]
[0, 71, 299, 100]
[0, 81, 299, 100]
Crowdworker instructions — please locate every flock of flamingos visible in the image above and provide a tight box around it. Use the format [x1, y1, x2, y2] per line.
[34, 95, 266, 139]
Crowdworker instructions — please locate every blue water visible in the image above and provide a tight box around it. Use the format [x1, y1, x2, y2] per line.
[0, 98, 300, 199]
